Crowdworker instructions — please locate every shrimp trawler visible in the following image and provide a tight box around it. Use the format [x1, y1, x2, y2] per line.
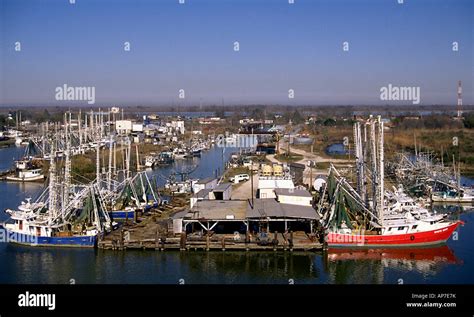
[106, 172, 162, 222]
[4, 141, 45, 182]
[318, 116, 462, 248]
[1, 139, 112, 248]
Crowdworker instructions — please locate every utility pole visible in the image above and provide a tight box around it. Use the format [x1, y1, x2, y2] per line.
[457, 80, 463, 118]
[250, 164, 254, 208]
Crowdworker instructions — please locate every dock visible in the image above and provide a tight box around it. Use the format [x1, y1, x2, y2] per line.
[98, 229, 322, 252]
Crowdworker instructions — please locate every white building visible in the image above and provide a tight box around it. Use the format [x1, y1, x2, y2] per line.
[192, 177, 218, 194]
[257, 178, 295, 199]
[169, 120, 185, 134]
[190, 182, 233, 208]
[132, 123, 143, 132]
[274, 188, 312, 206]
[116, 120, 133, 135]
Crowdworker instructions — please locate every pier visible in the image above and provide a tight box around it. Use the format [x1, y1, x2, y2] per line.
[98, 230, 322, 252]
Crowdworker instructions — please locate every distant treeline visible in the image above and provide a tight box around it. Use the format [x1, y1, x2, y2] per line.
[1, 104, 473, 129]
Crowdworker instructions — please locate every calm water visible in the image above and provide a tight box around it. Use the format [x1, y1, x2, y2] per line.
[325, 143, 348, 156]
[0, 146, 473, 284]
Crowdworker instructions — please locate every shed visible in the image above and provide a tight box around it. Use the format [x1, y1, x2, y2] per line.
[274, 188, 313, 206]
[212, 183, 232, 200]
[192, 177, 218, 194]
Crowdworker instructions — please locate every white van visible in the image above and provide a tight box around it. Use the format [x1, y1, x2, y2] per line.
[230, 174, 250, 183]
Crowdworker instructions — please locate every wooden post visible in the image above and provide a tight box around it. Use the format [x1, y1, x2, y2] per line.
[289, 230, 294, 251]
[245, 230, 250, 251]
[221, 237, 226, 251]
[119, 229, 124, 250]
[273, 231, 278, 251]
[155, 230, 159, 250]
[206, 233, 210, 251]
[180, 232, 186, 251]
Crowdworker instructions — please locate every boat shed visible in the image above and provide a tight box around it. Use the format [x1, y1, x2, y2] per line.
[247, 199, 319, 233]
[212, 183, 232, 200]
[179, 200, 249, 234]
[192, 177, 218, 194]
[274, 188, 313, 206]
[190, 188, 213, 208]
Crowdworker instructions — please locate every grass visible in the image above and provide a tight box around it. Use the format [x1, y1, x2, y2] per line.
[274, 153, 304, 162]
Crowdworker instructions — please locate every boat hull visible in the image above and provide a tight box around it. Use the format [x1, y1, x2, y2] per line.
[327, 221, 461, 248]
[109, 210, 136, 221]
[5, 175, 45, 182]
[2, 227, 97, 248]
[431, 195, 474, 203]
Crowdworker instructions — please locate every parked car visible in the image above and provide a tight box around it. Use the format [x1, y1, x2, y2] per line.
[230, 174, 250, 183]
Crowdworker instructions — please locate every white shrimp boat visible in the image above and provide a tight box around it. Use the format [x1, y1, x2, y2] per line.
[5, 160, 44, 182]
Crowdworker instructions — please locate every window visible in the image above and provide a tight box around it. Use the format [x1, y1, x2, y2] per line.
[397, 226, 405, 231]
[412, 225, 418, 230]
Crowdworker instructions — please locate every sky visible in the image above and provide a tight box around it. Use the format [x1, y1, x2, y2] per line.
[0, 0, 473, 107]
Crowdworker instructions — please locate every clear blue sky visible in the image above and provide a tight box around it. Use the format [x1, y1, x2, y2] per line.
[1, 0, 472, 106]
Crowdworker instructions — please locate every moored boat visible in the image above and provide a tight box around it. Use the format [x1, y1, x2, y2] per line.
[319, 117, 461, 249]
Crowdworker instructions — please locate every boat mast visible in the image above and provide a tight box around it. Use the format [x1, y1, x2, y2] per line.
[369, 116, 378, 216]
[96, 142, 100, 186]
[49, 141, 58, 219]
[78, 109, 82, 150]
[377, 115, 384, 227]
[126, 140, 131, 179]
[64, 114, 72, 208]
[108, 134, 113, 191]
[353, 121, 366, 203]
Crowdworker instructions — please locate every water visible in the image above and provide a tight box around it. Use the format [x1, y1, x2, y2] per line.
[147, 146, 235, 187]
[0, 146, 25, 172]
[325, 143, 348, 156]
[0, 146, 473, 284]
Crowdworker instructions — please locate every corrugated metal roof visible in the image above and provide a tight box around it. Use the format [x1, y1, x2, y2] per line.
[247, 199, 319, 220]
[196, 177, 217, 184]
[186, 200, 248, 220]
[193, 188, 212, 199]
[214, 182, 232, 192]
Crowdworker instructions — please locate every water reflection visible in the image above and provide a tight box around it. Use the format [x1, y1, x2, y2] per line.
[175, 252, 320, 284]
[325, 245, 459, 284]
